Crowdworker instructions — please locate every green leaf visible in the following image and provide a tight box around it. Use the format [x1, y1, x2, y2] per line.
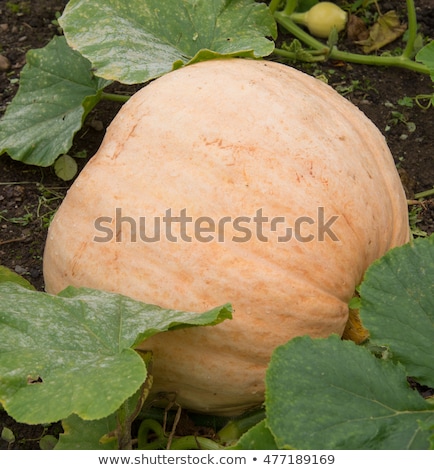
[230, 420, 278, 450]
[39, 434, 59, 450]
[55, 413, 118, 450]
[266, 335, 434, 450]
[1, 426, 15, 444]
[0, 36, 110, 166]
[360, 235, 434, 387]
[0, 283, 232, 424]
[0, 266, 35, 290]
[416, 40, 434, 80]
[59, 0, 277, 84]
[53, 154, 78, 181]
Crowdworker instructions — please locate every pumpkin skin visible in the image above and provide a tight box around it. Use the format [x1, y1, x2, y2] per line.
[43, 59, 409, 416]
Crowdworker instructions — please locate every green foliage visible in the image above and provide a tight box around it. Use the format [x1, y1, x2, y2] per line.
[59, 0, 277, 84]
[417, 41, 434, 80]
[1, 0, 433, 168]
[263, 235, 434, 450]
[274, 0, 434, 75]
[6, 1, 30, 15]
[359, 235, 434, 385]
[1, 235, 432, 449]
[53, 154, 78, 181]
[56, 413, 118, 450]
[0, 0, 433, 450]
[409, 205, 428, 238]
[0, 266, 35, 290]
[0, 36, 110, 167]
[0, 0, 276, 167]
[415, 41, 434, 108]
[230, 420, 278, 450]
[266, 336, 433, 449]
[1, 426, 15, 446]
[0, 282, 231, 425]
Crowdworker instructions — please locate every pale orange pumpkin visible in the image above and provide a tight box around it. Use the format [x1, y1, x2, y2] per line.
[43, 59, 409, 415]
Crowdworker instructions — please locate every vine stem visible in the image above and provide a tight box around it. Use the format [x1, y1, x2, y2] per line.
[268, 0, 281, 14]
[169, 436, 226, 450]
[273, 47, 327, 62]
[273, 0, 430, 76]
[414, 187, 434, 199]
[101, 92, 130, 103]
[402, 0, 418, 59]
[283, 0, 298, 15]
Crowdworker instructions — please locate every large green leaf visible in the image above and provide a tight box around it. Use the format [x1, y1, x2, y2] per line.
[0, 283, 231, 424]
[55, 413, 118, 450]
[59, 0, 277, 84]
[0, 266, 35, 290]
[266, 335, 434, 450]
[230, 420, 278, 450]
[416, 40, 434, 80]
[0, 36, 110, 166]
[360, 235, 434, 387]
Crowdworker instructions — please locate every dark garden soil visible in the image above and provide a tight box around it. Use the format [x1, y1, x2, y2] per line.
[0, 0, 433, 449]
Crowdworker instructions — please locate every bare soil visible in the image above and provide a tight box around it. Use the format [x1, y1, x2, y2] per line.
[0, 0, 433, 449]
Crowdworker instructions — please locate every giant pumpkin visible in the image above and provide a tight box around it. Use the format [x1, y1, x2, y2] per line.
[43, 59, 409, 415]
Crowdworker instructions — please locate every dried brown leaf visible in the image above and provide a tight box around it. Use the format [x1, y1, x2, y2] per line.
[355, 10, 407, 53]
[347, 14, 369, 42]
